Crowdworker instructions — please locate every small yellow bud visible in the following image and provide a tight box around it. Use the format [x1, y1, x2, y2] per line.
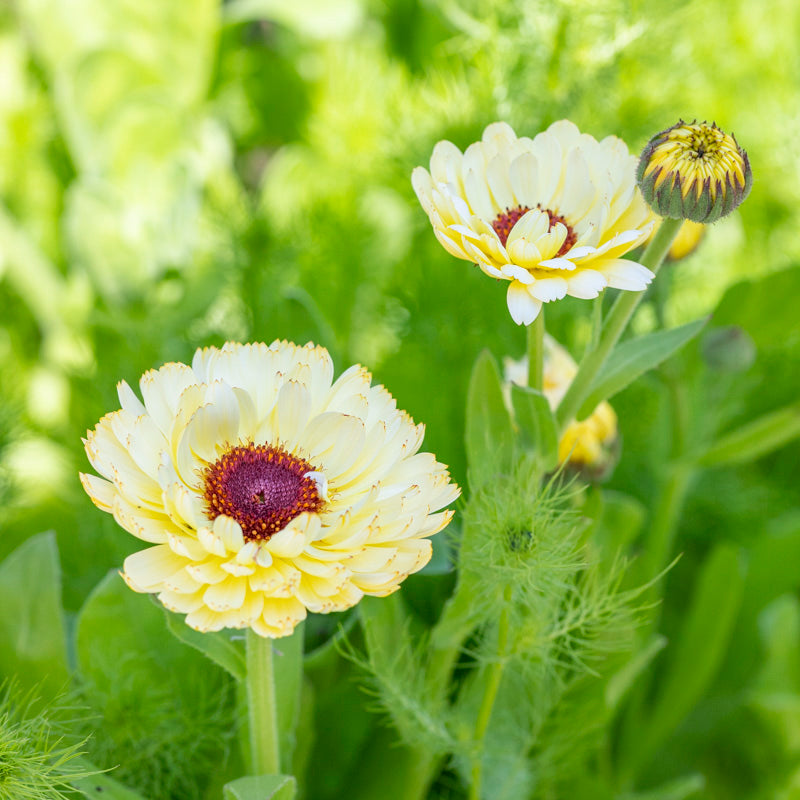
[637, 121, 752, 223]
[668, 220, 706, 261]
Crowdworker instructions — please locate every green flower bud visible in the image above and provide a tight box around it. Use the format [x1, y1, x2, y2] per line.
[637, 121, 752, 223]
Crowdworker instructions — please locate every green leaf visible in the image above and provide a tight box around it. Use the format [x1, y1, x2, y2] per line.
[605, 635, 667, 712]
[712, 265, 800, 352]
[223, 774, 297, 800]
[578, 318, 707, 418]
[618, 773, 705, 800]
[70, 758, 147, 799]
[0, 532, 69, 696]
[626, 544, 744, 776]
[692, 403, 800, 467]
[510, 383, 558, 468]
[162, 606, 246, 682]
[465, 349, 514, 489]
[589, 490, 646, 566]
[76, 571, 219, 701]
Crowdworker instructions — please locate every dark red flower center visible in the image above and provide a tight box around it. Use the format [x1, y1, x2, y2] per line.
[492, 204, 577, 257]
[203, 444, 324, 542]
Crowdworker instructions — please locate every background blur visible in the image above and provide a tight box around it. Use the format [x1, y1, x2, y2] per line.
[1, 0, 799, 797]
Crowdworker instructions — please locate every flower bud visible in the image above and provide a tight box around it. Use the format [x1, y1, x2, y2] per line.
[637, 121, 752, 223]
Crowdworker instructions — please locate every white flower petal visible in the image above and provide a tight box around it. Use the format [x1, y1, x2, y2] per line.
[506, 282, 543, 326]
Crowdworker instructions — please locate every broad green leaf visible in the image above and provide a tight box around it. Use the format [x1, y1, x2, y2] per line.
[465, 349, 514, 489]
[692, 403, 800, 467]
[712, 266, 800, 352]
[76, 571, 218, 701]
[605, 635, 667, 711]
[625, 544, 744, 776]
[162, 606, 246, 682]
[223, 774, 297, 800]
[589, 490, 646, 566]
[70, 759, 146, 799]
[510, 383, 558, 468]
[618, 773, 705, 800]
[0, 532, 69, 696]
[578, 318, 707, 418]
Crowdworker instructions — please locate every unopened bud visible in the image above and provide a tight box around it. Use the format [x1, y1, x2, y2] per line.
[637, 120, 752, 223]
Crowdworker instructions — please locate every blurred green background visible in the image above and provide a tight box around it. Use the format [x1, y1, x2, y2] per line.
[1, 0, 799, 797]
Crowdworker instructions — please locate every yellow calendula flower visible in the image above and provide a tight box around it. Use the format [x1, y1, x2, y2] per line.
[505, 335, 618, 473]
[412, 121, 657, 326]
[81, 341, 460, 638]
[637, 120, 752, 223]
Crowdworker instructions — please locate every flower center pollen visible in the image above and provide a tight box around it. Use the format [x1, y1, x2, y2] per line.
[492, 204, 577, 257]
[203, 443, 325, 541]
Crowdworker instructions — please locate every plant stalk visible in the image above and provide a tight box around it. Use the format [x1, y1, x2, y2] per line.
[469, 585, 513, 800]
[246, 629, 280, 775]
[555, 217, 684, 430]
[527, 309, 545, 391]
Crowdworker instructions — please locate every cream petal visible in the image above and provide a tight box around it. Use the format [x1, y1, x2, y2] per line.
[463, 167, 495, 220]
[163, 568, 202, 594]
[198, 525, 227, 557]
[430, 139, 463, 185]
[506, 237, 543, 269]
[186, 559, 228, 585]
[80, 473, 115, 511]
[528, 277, 568, 303]
[159, 589, 205, 614]
[538, 257, 576, 271]
[506, 282, 542, 326]
[509, 152, 540, 208]
[167, 534, 208, 561]
[249, 559, 301, 595]
[567, 269, 608, 299]
[554, 147, 596, 221]
[265, 526, 306, 559]
[112, 494, 175, 543]
[411, 166, 435, 208]
[123, 545, 187, 592]
[204, 575, 247, 611]
[139, 363, 197, 436]
[599, 259, 654, 291]
[117, 380, 146, 417]
[213, 515, 245, 553]
[304, 412, 366, 478]
[500, 264, 534, 284]
[270, 380, 312, 451]
[185, 606, 229, 632]
[486, 154, 515, 210]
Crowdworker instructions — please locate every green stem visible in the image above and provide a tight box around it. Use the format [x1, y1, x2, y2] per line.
[527, 309, 545, 391]
[469, 585, 512, 800]
[555, 217, 683, 430]
[246, 630, 280, 775]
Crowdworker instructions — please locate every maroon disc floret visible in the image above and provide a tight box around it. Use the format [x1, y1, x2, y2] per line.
[203, 443, 324, 542]
[492, 204, 578, 257]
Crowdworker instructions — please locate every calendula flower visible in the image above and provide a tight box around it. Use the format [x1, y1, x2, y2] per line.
[81, 341, 459, 638]
[505, 335, 618, 474]
[412, 121, 657, 326]
[637, 120, 752, 223]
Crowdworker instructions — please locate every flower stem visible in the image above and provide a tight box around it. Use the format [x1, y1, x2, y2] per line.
[469, 585, 512, 800]
[527, 309, 545, 391]
[246, 630, 280, 775]
[555, 217, 684, 430]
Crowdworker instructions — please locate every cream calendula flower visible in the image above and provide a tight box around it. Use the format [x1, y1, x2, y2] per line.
[412, 120, 657, 326]
[81, 341, 460, 638]
[505, 335, 618, 473]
